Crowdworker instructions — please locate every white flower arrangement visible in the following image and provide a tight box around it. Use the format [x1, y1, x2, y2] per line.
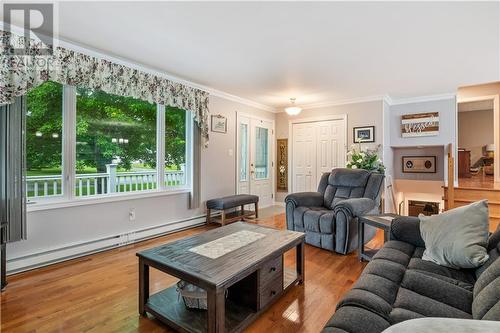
[346, 142, 385, 174]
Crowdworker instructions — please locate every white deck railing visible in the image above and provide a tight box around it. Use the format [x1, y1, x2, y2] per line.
[27, 168, 185, 198]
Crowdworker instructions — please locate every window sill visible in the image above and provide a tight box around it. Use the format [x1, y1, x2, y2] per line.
[27, 188, 192, 212]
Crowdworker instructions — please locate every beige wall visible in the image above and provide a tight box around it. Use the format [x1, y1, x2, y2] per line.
[458, 110, 494, 164]
[202, 96, 275, 202]
[275, 100, 384, 202]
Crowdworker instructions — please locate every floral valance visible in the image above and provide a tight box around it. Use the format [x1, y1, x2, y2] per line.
[0, 30, 210, 145]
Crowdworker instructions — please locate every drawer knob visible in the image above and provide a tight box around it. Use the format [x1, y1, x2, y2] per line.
[270, 290, 277, 296]
[269, 267, 276, 272]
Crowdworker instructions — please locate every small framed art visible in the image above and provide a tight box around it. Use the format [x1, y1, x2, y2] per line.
[353, 126, 375, 143]
[211, 115, 227, 133]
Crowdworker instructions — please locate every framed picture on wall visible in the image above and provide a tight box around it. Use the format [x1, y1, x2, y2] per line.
[353, 126, 375, 143]
[211, 115, 227, 133]
[402, 156, 437, 173]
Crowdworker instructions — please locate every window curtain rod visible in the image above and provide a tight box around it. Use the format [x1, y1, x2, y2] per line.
[0, 30, 210, 146]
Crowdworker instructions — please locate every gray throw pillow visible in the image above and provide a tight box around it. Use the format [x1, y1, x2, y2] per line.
[419, 200, 490, 269]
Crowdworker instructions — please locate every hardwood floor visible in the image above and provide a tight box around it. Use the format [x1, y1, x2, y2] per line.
[1, 212, 382, 333]
[458, 173, 497, 190]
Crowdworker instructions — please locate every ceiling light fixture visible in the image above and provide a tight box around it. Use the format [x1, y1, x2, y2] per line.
[285, 98, 302, 116]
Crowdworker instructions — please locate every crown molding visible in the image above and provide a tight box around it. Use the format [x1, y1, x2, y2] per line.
[383, 94, 394, 105]
[205, 89, 277, 112]
[296, 95, 387, 111]
[389, 93, 456, 105]
[276, 92, 457, 112]
[0, 22, 277, 113]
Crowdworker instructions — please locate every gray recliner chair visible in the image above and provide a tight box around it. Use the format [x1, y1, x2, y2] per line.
[285, 168, 384, 254]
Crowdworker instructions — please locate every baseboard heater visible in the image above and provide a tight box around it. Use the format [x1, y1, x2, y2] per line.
[7, 215, 206, 275]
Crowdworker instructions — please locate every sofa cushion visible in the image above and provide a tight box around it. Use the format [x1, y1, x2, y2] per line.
[293, 207, 335, 233]
[322, 168, 371, 208]
[419, 200, 490, 269]
[476, 226, 500, 277]
[408, 250, 476, 287]
[400, 270, 473, 313]
[363, 172, 384, 201]
[206, 194, 258, 209]
[476, 243, 500, 278]
[473, 257, 500, 320]
[487, 224, 500, 251]
[303, 209, 335, 233]
[323, 306, 390, 333]
[393, 288, 472, 319]
[371, 241, 414, 267]
[328, 168, 371, 188]
[363, 259, 407, 284]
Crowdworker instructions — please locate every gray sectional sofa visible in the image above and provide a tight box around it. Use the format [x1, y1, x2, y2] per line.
[322, 216, 500, 333]
[285, 168, 384, 254]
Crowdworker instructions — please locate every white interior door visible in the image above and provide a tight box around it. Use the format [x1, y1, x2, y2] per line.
[316, 120, 346, 176]
[292, 123, 317, 192]
[237, 115, 274, 208]
[292, 118, 347, 192]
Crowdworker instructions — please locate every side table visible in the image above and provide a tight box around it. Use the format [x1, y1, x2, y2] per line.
[358, 214, 399, 262]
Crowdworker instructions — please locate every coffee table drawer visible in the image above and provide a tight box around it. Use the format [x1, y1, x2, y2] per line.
[259, 276, 283, 308]
[259, 255, 283, 286]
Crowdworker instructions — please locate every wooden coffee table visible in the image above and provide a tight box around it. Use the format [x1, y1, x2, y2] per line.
[136, 222, 305, 333]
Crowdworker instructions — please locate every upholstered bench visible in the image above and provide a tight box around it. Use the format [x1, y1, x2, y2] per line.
[206, 194, 259, 225]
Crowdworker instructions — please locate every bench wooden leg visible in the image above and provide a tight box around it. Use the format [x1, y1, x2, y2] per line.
[206, 208, 211, 224]
[255, 202, 259, 218]
[221, 210, 226, 226]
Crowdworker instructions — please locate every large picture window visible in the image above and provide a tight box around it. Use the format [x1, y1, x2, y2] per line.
[26, 81, 64, 199]
[25, 84, 192, 204]
[76, 87, 157, 196]
[165, 107, 188, 187]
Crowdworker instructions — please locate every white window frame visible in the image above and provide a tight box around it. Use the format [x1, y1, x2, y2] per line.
[27, 84, 193, 211]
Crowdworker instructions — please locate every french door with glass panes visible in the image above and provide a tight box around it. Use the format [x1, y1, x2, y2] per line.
[237, 114, 274, 208]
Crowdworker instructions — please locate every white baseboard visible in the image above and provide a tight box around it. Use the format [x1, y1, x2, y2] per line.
[273, 201, 285, 207]
[7, 215, 206, 274]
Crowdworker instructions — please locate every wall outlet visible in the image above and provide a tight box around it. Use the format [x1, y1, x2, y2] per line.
[129, 208, 136, 221]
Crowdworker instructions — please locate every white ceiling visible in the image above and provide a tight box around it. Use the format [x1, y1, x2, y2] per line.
[4, 1, 500, 110]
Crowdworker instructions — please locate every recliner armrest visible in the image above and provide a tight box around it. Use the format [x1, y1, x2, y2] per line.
[333, 197, 376, 217]
[285, 192, 323, 207]
[390, 216, 425, 247]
